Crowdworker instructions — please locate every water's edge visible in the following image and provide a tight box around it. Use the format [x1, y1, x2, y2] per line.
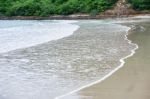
[55, 24, 138, 99]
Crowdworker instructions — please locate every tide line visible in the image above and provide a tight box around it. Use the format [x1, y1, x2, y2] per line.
[55, 24, 139, 99]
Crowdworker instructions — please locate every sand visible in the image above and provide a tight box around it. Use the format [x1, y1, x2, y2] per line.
[61, 21, 150, 99]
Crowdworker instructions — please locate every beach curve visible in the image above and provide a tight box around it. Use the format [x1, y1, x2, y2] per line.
[55, 23, 139, 99]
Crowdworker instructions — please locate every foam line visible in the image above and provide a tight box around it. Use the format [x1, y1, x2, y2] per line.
[55, 24, 139, 99]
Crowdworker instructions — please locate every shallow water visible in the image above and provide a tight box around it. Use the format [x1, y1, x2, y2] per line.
[0, 19, 138, 99]
[0, 20, 79, 53]
[60, 17, 150, 99]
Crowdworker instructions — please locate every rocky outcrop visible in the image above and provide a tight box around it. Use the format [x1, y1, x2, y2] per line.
[103, 0, 137, 16]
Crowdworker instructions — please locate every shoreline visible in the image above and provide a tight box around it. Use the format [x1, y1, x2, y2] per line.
[0, 14, 149, 20]
[64, 20, 150, 99]
[1, 16, 149, 99]
[55, 23, 138, 99]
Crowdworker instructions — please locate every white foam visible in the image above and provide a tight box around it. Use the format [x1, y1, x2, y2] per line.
[55, 24, 138, 99]
[102, 15, 150, 24]
[0, 20, 79, 53]
[133, 15, 150, 19]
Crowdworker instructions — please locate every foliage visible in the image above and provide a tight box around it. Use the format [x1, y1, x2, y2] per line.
[128, 0, 150, 10]
[3, 0, 147, 16]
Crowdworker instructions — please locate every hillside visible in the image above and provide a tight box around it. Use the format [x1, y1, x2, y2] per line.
[0, 0, 149, 17]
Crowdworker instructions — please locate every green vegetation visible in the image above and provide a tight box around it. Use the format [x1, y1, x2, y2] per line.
[128, 0, 150, 10]
[0, 0, 149, 16]
[0, 0, 118, 16]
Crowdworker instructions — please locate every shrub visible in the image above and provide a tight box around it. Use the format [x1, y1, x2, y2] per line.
[1, 0, 119, 16]
[128, 0, 150, 10]
[90, 9, 99, 16]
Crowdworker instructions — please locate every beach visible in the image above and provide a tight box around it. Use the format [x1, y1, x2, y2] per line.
[0, 0, 150, 98]
[62, 19, 150, 99]
[0, 17, 150, 99]
[0, 19, 137, 99]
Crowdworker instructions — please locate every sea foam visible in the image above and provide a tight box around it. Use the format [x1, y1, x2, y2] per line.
[55, 22, 138, 99]
[0, 20, 79, 53]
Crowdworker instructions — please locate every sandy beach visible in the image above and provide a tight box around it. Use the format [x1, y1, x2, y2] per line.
[61, 20, 150, 99]
[0, 17, 150, 99]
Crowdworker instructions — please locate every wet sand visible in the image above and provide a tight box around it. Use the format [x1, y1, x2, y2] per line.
[62, 21, 150, 99]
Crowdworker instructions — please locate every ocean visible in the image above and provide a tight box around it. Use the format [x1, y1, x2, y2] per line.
[0, 18, 146, 99]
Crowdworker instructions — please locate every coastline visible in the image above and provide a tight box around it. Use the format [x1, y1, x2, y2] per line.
[61, 20, 150, 99]
[55, 20, 138, 99]
[0, 19, 136, 99]
[0, 13, 149, 20]
[1, 15, 149, 99]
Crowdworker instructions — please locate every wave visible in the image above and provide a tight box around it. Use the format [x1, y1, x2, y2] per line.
[0, 20, 79, 53]
[55, 24, 138, 99]
[0, 20, 139, 99]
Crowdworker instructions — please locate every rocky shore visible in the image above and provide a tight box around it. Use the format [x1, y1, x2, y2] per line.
[0, 13, 149, 20]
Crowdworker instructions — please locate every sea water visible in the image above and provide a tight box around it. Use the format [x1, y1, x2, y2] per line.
[0, 19, 138, 99]
[0, 20, 79, 53]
